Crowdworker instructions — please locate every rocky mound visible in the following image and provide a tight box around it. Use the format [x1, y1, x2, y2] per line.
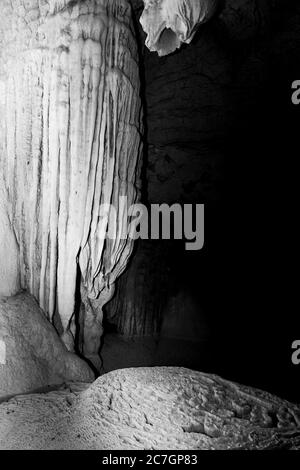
[0, 293, 94, 399]
[0, 367, 299, 450]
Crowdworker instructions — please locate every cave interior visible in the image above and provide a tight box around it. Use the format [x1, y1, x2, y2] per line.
[0, 0, 299, 451]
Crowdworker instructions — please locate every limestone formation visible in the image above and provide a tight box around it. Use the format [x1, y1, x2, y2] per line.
[0, 1, 298, 453]
[0, 292, 94, 400]
[0, 367, 299, 450]
[139, 0, 219, 56]
[0, 0, 143, 357]
[0, 178, 20, 297]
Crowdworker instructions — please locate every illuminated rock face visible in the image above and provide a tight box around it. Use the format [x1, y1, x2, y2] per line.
[0, 178, 20, 297]
[0, 0, 143, 358]
[1, 367, 300, 450]
[140, 0, 219, 56]
[0, 293, 94, 399]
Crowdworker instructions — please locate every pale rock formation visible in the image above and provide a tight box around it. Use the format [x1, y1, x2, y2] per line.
[0, 292, 94, 400]
[0, 0, 143, 357]
[78, 282, 116, 368]
[139, 0, 219, 56]
[0, 179, 20, 297]
[0, 367, 300, 450]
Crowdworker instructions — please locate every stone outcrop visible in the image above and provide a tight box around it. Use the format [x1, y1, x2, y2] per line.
[139, 0, 219, 57]
[0, 0, 143, 359]
[0, 293, 94, 400]
[0, 367, 299, 450]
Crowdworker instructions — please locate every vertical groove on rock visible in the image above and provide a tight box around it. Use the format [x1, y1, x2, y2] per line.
[0, 1, 143, 346]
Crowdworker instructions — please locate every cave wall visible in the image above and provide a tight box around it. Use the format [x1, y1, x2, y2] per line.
[106, 0, 299, 344]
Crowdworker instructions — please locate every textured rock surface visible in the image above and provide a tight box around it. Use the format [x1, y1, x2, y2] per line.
[0, 0, 143, 353]
[0, 178, 20, 297]
[0, 293, 94, 399]
[0, 367, 300, 450]
[139, 0, 219, 57]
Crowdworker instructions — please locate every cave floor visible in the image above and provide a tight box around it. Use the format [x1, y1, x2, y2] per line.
[0, 367, 300, 450]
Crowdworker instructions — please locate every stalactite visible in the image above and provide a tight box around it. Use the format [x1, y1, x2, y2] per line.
[0, 0, 143, 356]
[139, 0, 219, 56]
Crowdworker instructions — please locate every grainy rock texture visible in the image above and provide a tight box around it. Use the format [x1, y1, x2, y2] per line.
[0, 367, 299, 450]
[0, 293, 94, 399]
